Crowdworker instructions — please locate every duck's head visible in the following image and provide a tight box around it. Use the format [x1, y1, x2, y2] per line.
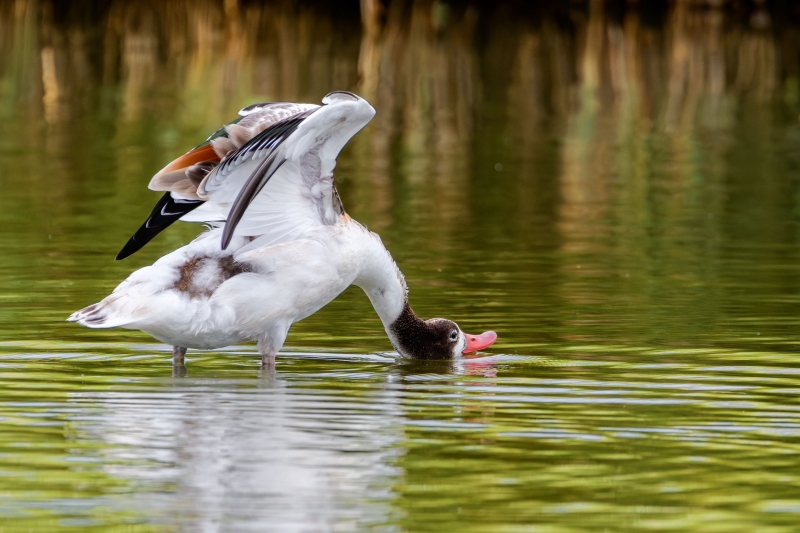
[424, 318, 498, 359]
[389, 305, 497, 360]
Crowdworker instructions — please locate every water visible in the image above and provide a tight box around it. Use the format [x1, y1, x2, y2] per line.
[2, 1, 800, 531]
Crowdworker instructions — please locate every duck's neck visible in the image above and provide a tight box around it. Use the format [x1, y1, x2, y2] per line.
[355, 230, 426, 354]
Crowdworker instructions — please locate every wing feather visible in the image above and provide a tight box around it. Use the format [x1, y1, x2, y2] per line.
[199, 110, 318, 249]
[117, 95, 372, 260]
[199, 93, 375, 251]
[118, 103, 319, 259]
[116, 193, 203, 260]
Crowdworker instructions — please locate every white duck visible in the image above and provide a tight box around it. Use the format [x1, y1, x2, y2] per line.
[69, 91, 497, 367]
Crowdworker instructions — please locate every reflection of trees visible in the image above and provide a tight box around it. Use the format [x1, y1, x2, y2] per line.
[354, 0, 481, 234]
[1, 0, 800, 345]
[1, 1, 796, 172]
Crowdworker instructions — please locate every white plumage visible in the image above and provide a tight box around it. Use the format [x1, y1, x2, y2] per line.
[69, 91, 497, 366]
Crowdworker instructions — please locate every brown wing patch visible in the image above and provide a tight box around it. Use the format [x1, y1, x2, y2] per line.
[174, 255, 253, 299]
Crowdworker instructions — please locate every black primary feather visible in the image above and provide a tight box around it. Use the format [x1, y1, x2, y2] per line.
[116, 193, 204, 260]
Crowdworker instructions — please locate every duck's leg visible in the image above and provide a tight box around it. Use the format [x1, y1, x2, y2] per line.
[171, 346, 188, 377]
[258, 325, 290, 370]
[258, 341, 278, 370]
[172, 345, 187, 365]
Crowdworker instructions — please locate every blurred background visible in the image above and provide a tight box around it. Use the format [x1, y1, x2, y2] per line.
[3, 1, 800, 531]
[3, 0, 800, 349]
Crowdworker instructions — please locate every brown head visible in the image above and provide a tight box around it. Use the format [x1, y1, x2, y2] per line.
[388, 303, 497, 359]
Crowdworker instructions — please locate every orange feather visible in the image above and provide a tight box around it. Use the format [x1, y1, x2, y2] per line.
[159, 143, 220, 174]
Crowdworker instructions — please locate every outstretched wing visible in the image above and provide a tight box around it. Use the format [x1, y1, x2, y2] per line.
[199, 109, 320, 249]
[197, 91, 376, 253]
[116, 102, 319, 259]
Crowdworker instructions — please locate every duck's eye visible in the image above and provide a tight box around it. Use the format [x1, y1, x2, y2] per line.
[449, 331, 458, 341]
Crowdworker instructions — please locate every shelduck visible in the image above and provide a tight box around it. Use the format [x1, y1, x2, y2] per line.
[69, 91, 497, 367]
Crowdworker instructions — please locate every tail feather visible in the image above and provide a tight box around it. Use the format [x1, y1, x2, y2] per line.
[67, 297, 140, 329]
[67, 303, 107, 326]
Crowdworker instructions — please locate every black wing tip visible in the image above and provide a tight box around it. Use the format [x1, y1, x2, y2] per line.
[116, 239, 141, 260]
[115, 193, 204, 260]
[115, 231, 152, 261]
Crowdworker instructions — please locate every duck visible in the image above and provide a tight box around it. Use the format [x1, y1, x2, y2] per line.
[68, 91, 497, 367]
